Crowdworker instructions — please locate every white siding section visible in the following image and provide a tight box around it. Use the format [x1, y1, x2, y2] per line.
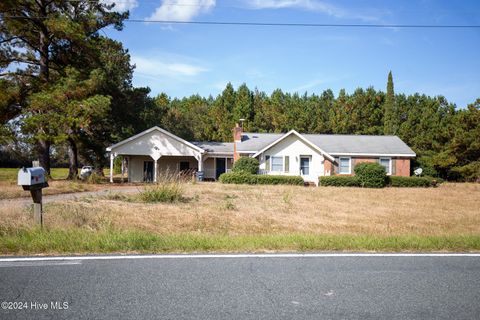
[111, 130, 200, 159]
[257, 134, 324, 184]
[129, 155, 151, 182]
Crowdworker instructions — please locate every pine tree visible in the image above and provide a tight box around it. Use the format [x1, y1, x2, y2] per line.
[383, 71, 398, 135]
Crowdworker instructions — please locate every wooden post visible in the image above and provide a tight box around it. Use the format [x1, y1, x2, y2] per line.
[30, 189, 43, 227]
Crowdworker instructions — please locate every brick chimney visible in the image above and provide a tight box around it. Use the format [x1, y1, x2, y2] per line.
[233, 123, 243, 162]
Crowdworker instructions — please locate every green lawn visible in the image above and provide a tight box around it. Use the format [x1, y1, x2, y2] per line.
[1, 229, 479, 255]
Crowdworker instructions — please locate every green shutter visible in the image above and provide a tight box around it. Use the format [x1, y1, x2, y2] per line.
[285, 156, 289, 173]
[265, 156, 270, 171]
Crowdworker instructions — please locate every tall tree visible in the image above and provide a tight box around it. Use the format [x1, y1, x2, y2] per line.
[0, 0, 127, 174]
[233, 83, 254, 130]
[383, 71, 398, 135]
[209, 83, 236, 141]
[22, 68, 111, 179]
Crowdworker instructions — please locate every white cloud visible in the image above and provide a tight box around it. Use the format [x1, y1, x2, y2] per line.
[132, 55, 208, 79]
[147, 0, 216, 22]
[101, 0, 138, 12]
[248, 0, 339, 15]
[246, 0, 383, 22]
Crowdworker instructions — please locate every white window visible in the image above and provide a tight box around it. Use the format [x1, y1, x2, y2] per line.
[379, 158, 392, 175]
[271, 156, 283, 172]
[339, 157, 351, 174]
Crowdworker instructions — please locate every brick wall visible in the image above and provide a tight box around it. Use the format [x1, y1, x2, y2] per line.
[332, 157, 411, 176]
[395, 158, 410, 176]
[324, 159, 334, 175]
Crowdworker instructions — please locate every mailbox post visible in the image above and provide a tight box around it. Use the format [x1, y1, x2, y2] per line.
[18, 167, 49, 226]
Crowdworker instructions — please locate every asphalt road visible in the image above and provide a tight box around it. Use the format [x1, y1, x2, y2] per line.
[0, 254, 479, 319]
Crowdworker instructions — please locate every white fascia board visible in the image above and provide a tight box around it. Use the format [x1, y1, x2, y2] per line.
[252, 130, 335, 161]
[329, 152, 416, 157]
[205, 152, 234, 157]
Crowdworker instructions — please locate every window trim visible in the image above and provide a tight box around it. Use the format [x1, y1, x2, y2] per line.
[270, 156, 283, 172]
[379, 157, 392, 175]
[339, 157, 352, 174]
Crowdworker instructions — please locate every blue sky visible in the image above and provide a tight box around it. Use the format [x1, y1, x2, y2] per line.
[103, 0, 480, 107]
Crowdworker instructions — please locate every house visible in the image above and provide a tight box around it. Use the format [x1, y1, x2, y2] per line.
[106, 124, 416, 184]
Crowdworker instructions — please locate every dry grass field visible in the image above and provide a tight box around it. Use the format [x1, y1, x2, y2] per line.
[0, 168, 113, 199]
[0, 181, 479, 254]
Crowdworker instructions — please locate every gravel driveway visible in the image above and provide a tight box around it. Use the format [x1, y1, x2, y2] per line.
[0, 186, 141, 207]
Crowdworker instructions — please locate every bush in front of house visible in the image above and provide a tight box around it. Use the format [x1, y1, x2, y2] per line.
[256, 175, 304, 185]
[219, 172, 257, 184]
[232, 157, 259, 174]
[219, 172, 304, 186]
[388, 176, 440, 187]
[318, 176, 360, 187]
[354, 162, 388, 188]
[139, 181, 184, 203]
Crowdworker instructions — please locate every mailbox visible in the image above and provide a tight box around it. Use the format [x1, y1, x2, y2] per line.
[18, 167, 49, 191]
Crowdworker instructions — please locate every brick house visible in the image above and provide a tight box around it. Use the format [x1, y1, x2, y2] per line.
[107, 124, 415, 184]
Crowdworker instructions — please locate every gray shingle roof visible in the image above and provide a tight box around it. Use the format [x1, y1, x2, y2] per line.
[236, 133, 283, 152]
[192, 141, 234, 153]
[236, 132, 415, 156]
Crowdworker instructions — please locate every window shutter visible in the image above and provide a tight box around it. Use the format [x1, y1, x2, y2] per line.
[334, 157, 339, 174]
[265, 156, 270, 172]
[285, 156, 289, 173]
[392, 158, 396, 175]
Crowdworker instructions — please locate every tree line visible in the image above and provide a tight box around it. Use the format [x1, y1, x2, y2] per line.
[1, 1, 479, 181]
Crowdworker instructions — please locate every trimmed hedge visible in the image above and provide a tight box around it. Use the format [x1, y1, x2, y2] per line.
[318, 176, 360, 187]
[388, 176, 439, 187]
[232, 157, 259, 174]
[219, 172, 304, 185]
[354, 162, 388, 188]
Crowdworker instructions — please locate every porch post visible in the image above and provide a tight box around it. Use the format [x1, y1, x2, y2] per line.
[121, 156, 124, 183]
[109, 153, 114, 183]
[153, 159, 158, 183]
[198, 153, 203, 172]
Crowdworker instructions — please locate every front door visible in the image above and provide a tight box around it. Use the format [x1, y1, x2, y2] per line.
[215, 158, 226, 179]
[300, 157, 310, 176]
[143, 161, 153, 182]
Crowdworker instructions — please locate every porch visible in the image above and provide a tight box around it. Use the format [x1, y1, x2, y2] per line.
[111, 154, 233, 183]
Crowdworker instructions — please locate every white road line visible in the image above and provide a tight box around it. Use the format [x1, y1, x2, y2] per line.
[0, 261, 82, 267]
[0, 253, 479, 262]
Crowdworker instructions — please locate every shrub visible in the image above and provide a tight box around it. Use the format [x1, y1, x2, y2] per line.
[219, 172, 257, 184]
[388, 176, 433, 187]
[423, 176, 444, 186]
[232, 157, 259, 174]
[318, 176, 360, 187]
[86, 173, 103, 184]
[219, 172, 304, 185]
[256, 175, 304, 185]
[354, 162, 388, 188]
[140, 182, 183, 203]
